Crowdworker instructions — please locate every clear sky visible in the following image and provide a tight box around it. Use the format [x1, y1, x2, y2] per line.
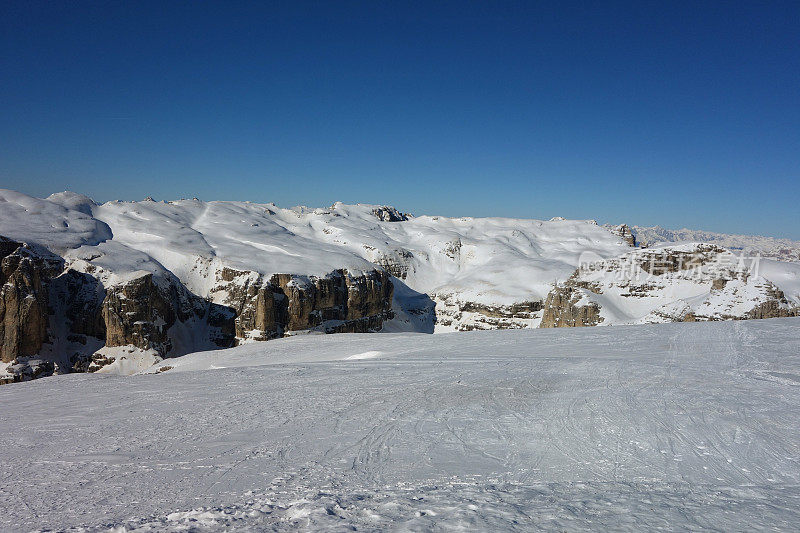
[2, 1, 798, 238]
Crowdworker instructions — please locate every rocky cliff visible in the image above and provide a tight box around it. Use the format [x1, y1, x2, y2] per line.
[0, 238, 60, 363]
[434, 295, 542, 331]
[606, 224, 637, 247]
[212, 268, 393, 340]
[539, 285, 603, 328]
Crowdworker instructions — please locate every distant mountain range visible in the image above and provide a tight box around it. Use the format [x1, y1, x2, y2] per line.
[625, 225, 800, 262]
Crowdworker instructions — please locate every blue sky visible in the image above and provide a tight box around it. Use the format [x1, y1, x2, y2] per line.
[2, 1, 798, 237]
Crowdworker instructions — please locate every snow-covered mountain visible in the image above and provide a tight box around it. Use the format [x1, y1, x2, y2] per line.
[1, 188, 798, 383]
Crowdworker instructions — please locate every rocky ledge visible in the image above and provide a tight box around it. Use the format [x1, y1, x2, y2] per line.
[433, 294, 542, 331]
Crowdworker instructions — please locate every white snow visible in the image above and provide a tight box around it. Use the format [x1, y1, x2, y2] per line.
[1, 318, 799, 531]
[0, 189, 111, 252]
[90, 345, 163, 375]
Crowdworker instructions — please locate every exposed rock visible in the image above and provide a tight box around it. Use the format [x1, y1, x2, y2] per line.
[693, 278, 796, 321]
[212, 268, 394, 341]
[539, 285, 603, 328]
[343, 270, 393, 321]
[443, 238, 462, 260]
[0, 358, 55, 384]
[636, 244, 725, 274]
[0, 237, 62, 363]
[540, 243, 799, 327]
[747, 299, 797, 320]
[606, 224, 637, 247]
[48, 269, 106, 342]
[371, 206, 409, 222]
[372, 249, 414, 279]
[101, 273, 179, 353]
[433, 294, 543, 331]
[460, 301, 543, 318]
[101, 272, 236, 356]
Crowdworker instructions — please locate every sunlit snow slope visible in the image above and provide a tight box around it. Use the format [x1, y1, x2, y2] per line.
[1, 319, 798, 531]
[0, 189, 633, 333]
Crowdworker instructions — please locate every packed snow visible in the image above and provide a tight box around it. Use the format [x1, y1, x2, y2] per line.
[1, 318, 799, 531]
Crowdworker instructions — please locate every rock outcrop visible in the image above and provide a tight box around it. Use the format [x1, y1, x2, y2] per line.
[606, 224, 637, 247]
[2, 256, 393, 382]
[0, 237, 61, 363]
[0, 239, 376, 382]
[372, 206, 409, 222]
[213, 268, 394, 341]
[371, 249, 414, 280]
[433, 295, 543, 331]
[539, 285, 603, 328]
[103, 273, 184, 353]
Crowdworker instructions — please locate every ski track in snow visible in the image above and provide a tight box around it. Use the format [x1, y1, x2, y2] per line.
[1, 319, 799, 531]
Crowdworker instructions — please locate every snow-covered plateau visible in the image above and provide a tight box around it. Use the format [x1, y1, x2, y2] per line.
[1, 318, 799, 531]
[1, 188, 799, 383]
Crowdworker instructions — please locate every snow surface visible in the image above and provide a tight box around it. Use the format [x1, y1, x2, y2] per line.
[1, 318, 799, 531]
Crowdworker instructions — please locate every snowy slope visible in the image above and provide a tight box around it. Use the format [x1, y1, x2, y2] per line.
[88, 197, 631, 306]
[1, 319, 799, 531]
[0, 189, 633, 333]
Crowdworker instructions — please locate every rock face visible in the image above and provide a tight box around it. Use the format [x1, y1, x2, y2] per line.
[371, 206, 409, 222]
[0, 238, 60, 363]
[540, 285, 603, 328]
[213, 268, 394, 341]
[0, 235, 395, 383]
[103, 273, 185, 353]
[434, 296, 543, 331]
[540, 243, 800, 327]
[606, 224, 637, 247]
[371, 249, 414, 280]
